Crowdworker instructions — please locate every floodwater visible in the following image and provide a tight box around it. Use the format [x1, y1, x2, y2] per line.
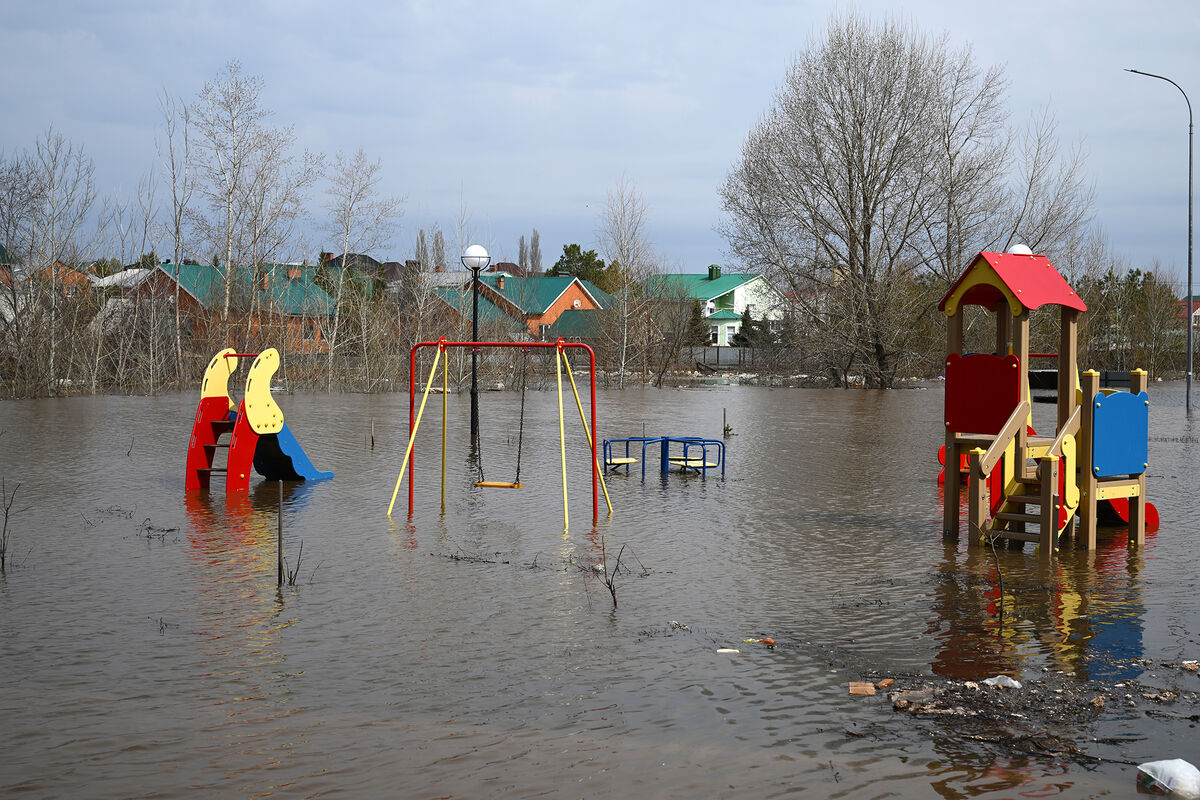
[1, 379, 1198, 798]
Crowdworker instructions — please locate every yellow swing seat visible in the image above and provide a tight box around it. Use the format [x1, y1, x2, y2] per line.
[474, 481, 524, 489]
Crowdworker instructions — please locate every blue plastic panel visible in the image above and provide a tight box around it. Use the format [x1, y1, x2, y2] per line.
[1092, 391, 1149, 477]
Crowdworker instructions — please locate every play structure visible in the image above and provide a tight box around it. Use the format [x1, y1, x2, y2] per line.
[387, 338, 612, 528]
[603, 436, 726, 477]
[186, 348, 333, 492]
[940, 249, 1158, 558]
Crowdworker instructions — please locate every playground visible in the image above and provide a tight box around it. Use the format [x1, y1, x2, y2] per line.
[4, 379, 1197, 798]
[4, 250, 1192, 799]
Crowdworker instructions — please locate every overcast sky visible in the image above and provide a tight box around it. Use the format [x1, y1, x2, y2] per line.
[4, 1, 1199, 287]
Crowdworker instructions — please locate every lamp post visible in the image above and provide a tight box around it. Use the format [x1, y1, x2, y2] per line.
[462, 244, 490, 437]
[1126, 68, 1193, 413]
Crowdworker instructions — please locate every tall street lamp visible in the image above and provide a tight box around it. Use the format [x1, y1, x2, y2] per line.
[1126, 68, 1194, 413]
[462, 244, 490, 437]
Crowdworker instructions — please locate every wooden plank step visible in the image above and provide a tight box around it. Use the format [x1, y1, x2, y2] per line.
[204, 443, 230, 450]
[989, 530, 1041, 543]
[198, 467, 228, 474]
[1005, 494, 1041, 505]
[605, 457, 638, 465]
[996, 511, 1040, 524]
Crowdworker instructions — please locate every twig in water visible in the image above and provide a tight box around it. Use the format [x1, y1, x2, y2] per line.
[1, 478, 20, 573]
[127, 436, 135, 457]
[285, 541, 304, 586]
[977, 524, 1006, 623]
[601, 538, 628, 609]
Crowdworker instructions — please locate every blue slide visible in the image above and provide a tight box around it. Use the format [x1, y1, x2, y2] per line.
[252, 422, 334, 482]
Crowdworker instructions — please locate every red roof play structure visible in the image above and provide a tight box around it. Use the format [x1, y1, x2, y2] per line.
[938, 250, 1087, 315]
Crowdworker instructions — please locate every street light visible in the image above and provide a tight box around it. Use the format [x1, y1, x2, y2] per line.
[1126, 68, 1194, 413]
[462, 243, 490, 437]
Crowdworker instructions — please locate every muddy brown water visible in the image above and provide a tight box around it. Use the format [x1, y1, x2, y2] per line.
[1, 382, 1198, 798]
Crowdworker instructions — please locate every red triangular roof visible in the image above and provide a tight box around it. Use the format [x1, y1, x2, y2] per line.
[939, 251, 1086, 314]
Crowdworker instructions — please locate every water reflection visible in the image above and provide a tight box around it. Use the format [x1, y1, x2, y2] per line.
[182, 483, 318, 794]
[930, 529, 1147, 684]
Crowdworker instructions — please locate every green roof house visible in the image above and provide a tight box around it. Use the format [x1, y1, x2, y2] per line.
[141, 262, 336, 352]
[648, 264, 785, 346]
[435, 273, 610, 339]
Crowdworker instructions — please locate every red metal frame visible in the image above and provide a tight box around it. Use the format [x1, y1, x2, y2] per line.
[407, 338, 599, 521]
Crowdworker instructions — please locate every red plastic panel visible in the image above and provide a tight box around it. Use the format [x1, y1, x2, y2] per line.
[226, 400, 259, 494]
[945, 353, 1022, 435]
[185, 396, 234, 490]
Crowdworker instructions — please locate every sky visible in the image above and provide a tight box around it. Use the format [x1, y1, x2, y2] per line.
[3, 0, 1199, 288]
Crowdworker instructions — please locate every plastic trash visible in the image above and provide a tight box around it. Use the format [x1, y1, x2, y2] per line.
[716, 648, 739, 654]
[982, 675, 1022, 689]
[1136, 759, 1200, 798]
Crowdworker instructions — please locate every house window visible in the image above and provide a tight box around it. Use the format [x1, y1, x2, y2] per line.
[706, 301, 716, 315]
[710, 325, 718, 344]
[303, 321, 317, 341]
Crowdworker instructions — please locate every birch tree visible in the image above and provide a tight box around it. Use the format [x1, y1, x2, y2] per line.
[158, 88, 193, 377]
[322, 147, 403, 389]
[30, 128, 98, 393]
[596, 176, 657, 387]
[192, 61, 269, 325]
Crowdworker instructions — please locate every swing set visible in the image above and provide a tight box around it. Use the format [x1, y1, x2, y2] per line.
[386, 338, 613, 528]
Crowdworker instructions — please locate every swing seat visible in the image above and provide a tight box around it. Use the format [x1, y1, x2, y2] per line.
[474, 481, 525, 489]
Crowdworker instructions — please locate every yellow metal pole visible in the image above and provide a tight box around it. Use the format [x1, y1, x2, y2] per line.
[387, 346, 443, 517]
[557, 345, 569, 531]
[561, 351, 613, 515]
[441, 344, 448, 513]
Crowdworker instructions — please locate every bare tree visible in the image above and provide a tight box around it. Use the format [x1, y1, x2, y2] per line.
[721, 11, 1097, 387]
[529, 228, 541, 275]
[415, 228, 430, 270]
[322, 147, 404, 389]
[192, 61, 268, 324]
[158, 88, 193, 377]
[596, 175, 658, 387]
[432, 227, 446, 272]
[518, 234, 528, 273]
[29, 128, 99, 393]
[0, 153, 40, 381]
[917, 51, 1010, 284]
[1001, 105, 1095, 260]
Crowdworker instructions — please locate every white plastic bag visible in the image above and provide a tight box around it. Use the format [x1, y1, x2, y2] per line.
[982, 675, 1021, 689]
[1137, 759, 1200, 798]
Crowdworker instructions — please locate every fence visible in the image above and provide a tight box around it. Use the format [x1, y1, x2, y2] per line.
[684, 346, 759, 371]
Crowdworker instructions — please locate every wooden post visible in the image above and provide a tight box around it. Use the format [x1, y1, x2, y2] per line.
[1014, 311, 1031, 476]
[947, 308, 964, 356]
[1038, 455, 1059, 560]
[995, 302, 1012, 356]
[1129, 369, 1149, 547]
[1079, 370, 1100, 549]
[1058, 308, 1079, 431]
[277, 480, 284, 586]
[944, 311, 964, 537]
[968, 448, 987, 547]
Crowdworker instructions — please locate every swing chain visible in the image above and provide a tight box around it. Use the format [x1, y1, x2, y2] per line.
[514, 346, 528, 484]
